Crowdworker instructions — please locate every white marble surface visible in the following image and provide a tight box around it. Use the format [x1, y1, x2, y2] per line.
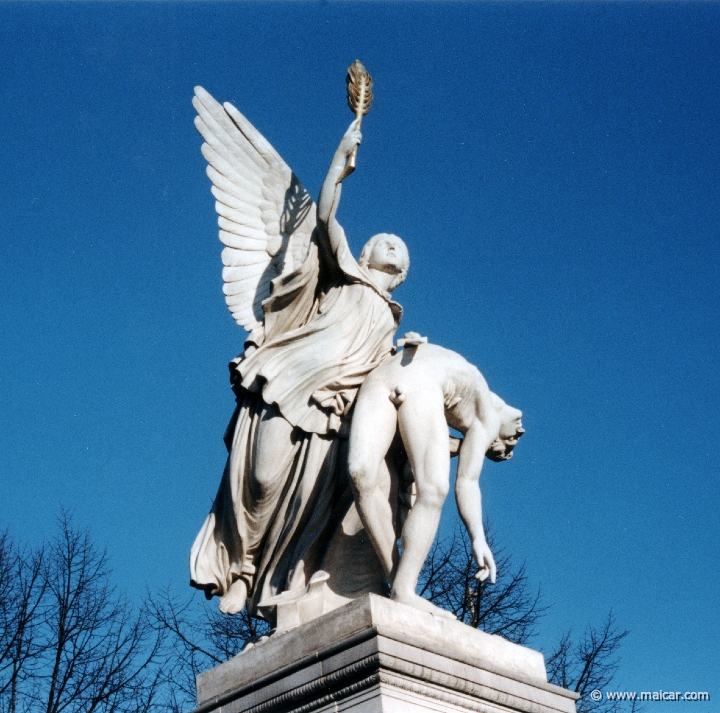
[190, 89, 409, 619]
[189, 88, 525, 629]
[194, 595, 577, 713]
[348, 342, 523, 618]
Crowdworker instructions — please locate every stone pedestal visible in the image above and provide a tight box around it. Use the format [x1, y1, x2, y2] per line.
[193, 595, 578, 713]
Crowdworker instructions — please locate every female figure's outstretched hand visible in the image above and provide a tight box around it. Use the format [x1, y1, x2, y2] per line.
[338, 120, 362, 157]
[319, 121, 360, 226]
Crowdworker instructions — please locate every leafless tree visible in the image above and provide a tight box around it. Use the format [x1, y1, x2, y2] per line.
[0, 509, 636, 713]
[149, 524, 546, 710]
[419, 525, 547, 644]
[0, 533, 46, 713]
[545, 613, 633, 713]
[421, 526, 638, 712]
[147, 588, 270, 713]
[151, 522, 635, 712]
[0, 516, 164, 713]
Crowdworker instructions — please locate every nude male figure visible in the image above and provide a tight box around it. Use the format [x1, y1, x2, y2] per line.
[348, 339, 524, 618]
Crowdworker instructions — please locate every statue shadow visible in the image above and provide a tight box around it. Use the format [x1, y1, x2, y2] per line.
[400, 345, 417, 367]
[251, 174, 314, 323]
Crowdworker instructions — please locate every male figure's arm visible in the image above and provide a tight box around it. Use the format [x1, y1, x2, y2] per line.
[455, 386, 501, 583]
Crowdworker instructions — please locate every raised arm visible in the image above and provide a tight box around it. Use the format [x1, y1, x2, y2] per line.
[317, 122, 362, 268]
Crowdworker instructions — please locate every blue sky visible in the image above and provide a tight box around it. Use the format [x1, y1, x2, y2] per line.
[0, 2, 718, 707]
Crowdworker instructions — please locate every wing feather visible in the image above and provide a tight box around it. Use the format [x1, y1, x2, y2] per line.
[231, 310, 257, 325]
[218, 215, 270, 243]
[211, 186, 261, 215]
[221, 247, 270, 267]
[194, 112, 257, 172]
[194, 86, 317, 332]
[218, 231, 268, 252]
[222, 272, 273, 296]
[225, 287, 272, 309]
[201, 143, 261, 198]
[206, 167, 258, 205]
[216, 203, 265, 230]
[222, 264, 270, 284]
[223, 101, 286, 170]
[224, 287, 264, 304]
[193, 89, 268, 173]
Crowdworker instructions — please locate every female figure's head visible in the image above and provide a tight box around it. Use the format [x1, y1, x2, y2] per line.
[359, 233, 410, 292]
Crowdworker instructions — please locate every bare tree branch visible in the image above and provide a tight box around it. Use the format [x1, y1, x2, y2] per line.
[0, 532, 46, 713]
[547, 613, 634, 713]
[419, 524, 635, 713]
[146, 585, 270, 711]
[0, 514, 164, 713]
[419, 524, 547, 645]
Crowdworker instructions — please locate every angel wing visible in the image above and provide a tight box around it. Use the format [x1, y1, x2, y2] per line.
[193, 86, 316, 332]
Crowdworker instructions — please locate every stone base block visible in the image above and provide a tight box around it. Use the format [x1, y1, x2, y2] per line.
[193, 595, 578, 713]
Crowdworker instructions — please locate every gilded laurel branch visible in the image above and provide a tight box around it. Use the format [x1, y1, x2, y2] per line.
[346, 60, 373, 117]
[337, 60, 373, 183]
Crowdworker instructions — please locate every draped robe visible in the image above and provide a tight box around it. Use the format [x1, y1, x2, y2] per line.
[190, 225, 401, 616]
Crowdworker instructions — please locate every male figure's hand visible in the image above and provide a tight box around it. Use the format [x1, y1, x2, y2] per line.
[473, 539, 497, 584]
[397, 332, 428, 347]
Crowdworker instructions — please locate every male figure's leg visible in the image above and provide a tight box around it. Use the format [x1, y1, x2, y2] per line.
[348, 383, 399, 579]
[392, 389, 454, 618]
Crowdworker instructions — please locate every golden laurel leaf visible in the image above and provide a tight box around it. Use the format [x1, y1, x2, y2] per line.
[346, 60, 374, 116]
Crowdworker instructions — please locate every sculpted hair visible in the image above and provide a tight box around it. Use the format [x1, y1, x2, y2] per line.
[358, 233, 410, 292]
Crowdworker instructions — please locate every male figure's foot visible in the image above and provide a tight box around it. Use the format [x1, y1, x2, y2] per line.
[219, 578, 248, 615]
[391, 590, 456, 620]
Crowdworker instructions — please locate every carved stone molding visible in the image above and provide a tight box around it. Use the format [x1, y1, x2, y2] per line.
[193, 596, 577, 713]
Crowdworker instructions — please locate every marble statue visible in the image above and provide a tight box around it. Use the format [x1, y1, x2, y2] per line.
[348, 340, 524, 618]
[189, 85, 409, 617]
[189, 71, 524, 626]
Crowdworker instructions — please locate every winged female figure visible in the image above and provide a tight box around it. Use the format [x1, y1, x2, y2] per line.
[189, 87, 409, 617]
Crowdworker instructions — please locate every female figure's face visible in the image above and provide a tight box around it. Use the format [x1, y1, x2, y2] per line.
[368, 235, 406, 275]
